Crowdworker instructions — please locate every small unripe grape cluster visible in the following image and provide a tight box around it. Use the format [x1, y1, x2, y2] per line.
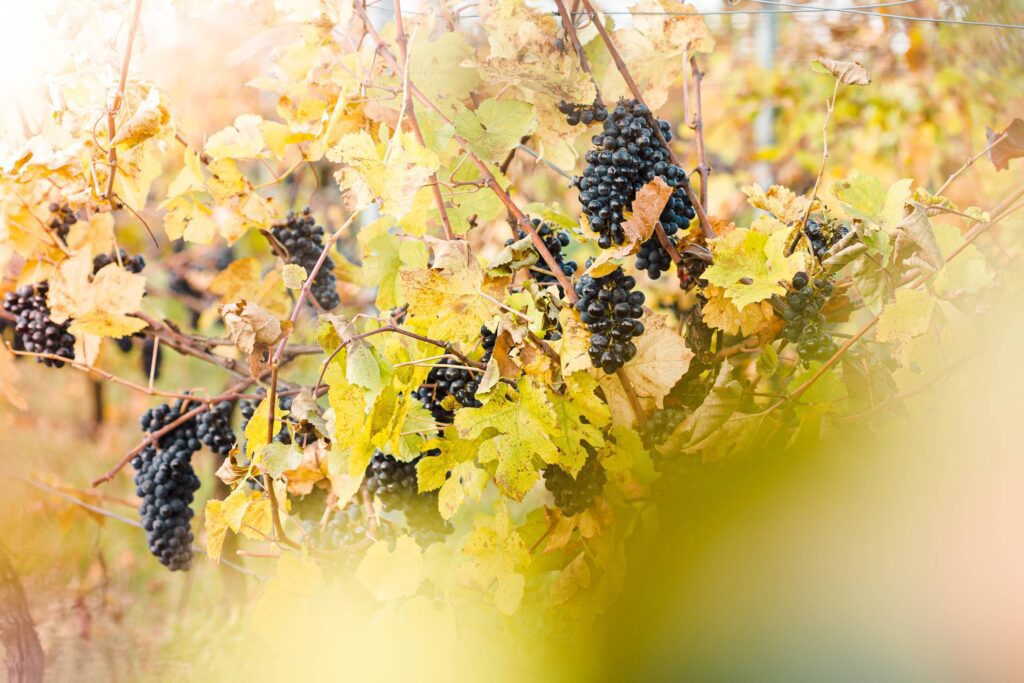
[270, 207, 340, 310]
[414, 326, 496, 424]
[47, 202, 77, 244]
[3, 283, 76, 367]
[543, 450, 607, 517]
[133, 398, 202, 571]
[781, 272, 839, 363]
[506, 218, 578, 294]
[574, 267, 645, 373]
[557, 100, 608, 126]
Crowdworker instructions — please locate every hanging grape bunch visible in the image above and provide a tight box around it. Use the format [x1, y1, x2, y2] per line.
[640, 407, 687, 450]
[575, 266, 645, 373]
[569, 99, 695, 281]
[270, 207, 340, 310]
[93, 248, 146, 274]
[414, 325, 496, 425]
[196, 401, 237, 455]
[132, 398, 203, 571]
[780, 272, 839, 363]
[3, 283, 75, 366]
[364, 450, 451, 542]
[505, 218, 578, 293]
[543, 447, 607, 517]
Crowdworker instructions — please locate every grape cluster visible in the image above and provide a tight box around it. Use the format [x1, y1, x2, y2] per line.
[507, 218, 578, 294]
[93, 249, 146, 274]
[2, 283, 76, 367]
[641, 407, 686, 450]
[47, 203, 77, 244]
[321, 503, 398, 549]
[364, 451, 450, 542]
[132, 399, 202, 571]
[780, 272, 839, 363]
[574, 267, 645, 373]
[543, 450, 607, 516]
[414, 326, 496, 424]
[804, 219, 850, 262]
[197, 401, 236, 455]
[557, 100, 608, 126]
[570, 99, 695, 276]
[270, 207, 340, 310]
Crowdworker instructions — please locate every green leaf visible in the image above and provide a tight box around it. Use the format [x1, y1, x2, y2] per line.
[259, 442, 302, 479]
[756, 344, 779, 377]
[876, 289, 934, 350]
[548, 373, 610, 476]
[453, 99, 537, 163]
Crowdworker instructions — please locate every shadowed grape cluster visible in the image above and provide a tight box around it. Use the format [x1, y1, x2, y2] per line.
[557, 99, 608, 126]
[641, 407, 686, 450]
[93, 249, 146, 274]
[271, 207, 340, 310]
[574, 267, 645, 373]
[414, 325, 496, 424]
[569, 98, 695, 279]
[781, 272, 839, 363]
[3, 283, 76, 367]
[364, 451, 450, 542]
[197, 401, 236, 455]
[506, 218, 578, 295]
[132, 399, 202, 571]
[544, 450, 607, 516]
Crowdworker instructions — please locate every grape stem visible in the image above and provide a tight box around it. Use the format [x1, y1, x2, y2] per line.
[688, 55, 709, 209]
[577, 0, 716, 242]
[553, 0, 602, 104]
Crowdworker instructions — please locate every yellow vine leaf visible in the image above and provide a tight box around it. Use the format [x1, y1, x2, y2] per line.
[458, 501, 530, 615]
[161, 195, 217, 244]
[548, 373, 610, 477]
[166, 149, 206, 199]
[47, 252, 147, 338]
[454, 379, 560, 500]
[400, 242, 506, 345]
[741, 184, 810, 225]
[0, 344, 26, 410]
[701, 283, 777, 336]
[205, 114, 267, 160]
[453, 98, 537, 164]
[703, 227, 803, 308]
[111, 88, 171, 149]
[594, 314, 692, 423]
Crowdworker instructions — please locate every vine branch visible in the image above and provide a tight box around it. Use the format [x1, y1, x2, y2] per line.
[104, 0, 144, 205]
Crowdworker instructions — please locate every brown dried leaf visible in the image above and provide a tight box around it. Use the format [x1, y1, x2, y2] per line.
[811, 58, 871, 85]
[220, 300, 284, 375]
[986, 118, 1024, 171]
[622, 177, 673, 244]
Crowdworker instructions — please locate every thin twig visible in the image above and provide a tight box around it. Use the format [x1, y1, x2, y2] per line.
[394, 0, 456, 239]
[935, 131, 1008, 196]
[797, 79, 841, 235]
[689, 55, 709, 209]
[553, 0, 601, 102]
[616, 368, 645, 421]
[104, 0, 144, 204]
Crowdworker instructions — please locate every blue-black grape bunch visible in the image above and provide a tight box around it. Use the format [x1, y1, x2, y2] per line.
[270, 207, 340, 310]
[47, 202, 77, 244]
[574, 266, 646, 373]
[197, 401, 237, 455]
[93, 248, 146, 274]
[413, 325, 496, 425]
[3, 247, 148, 367]
[558, 99, 608, 126]
[132, 398, 203, 571]
[506, 218, 578, 295]
[543, 448, 607, 517]
[780, 271, 839, 363]
[568, 98, 695, 279]
[364, 451, 450, 543]
[2, 283, 76, 367]
[804, 218, 850, 263]
[321, 503, 397, 549]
